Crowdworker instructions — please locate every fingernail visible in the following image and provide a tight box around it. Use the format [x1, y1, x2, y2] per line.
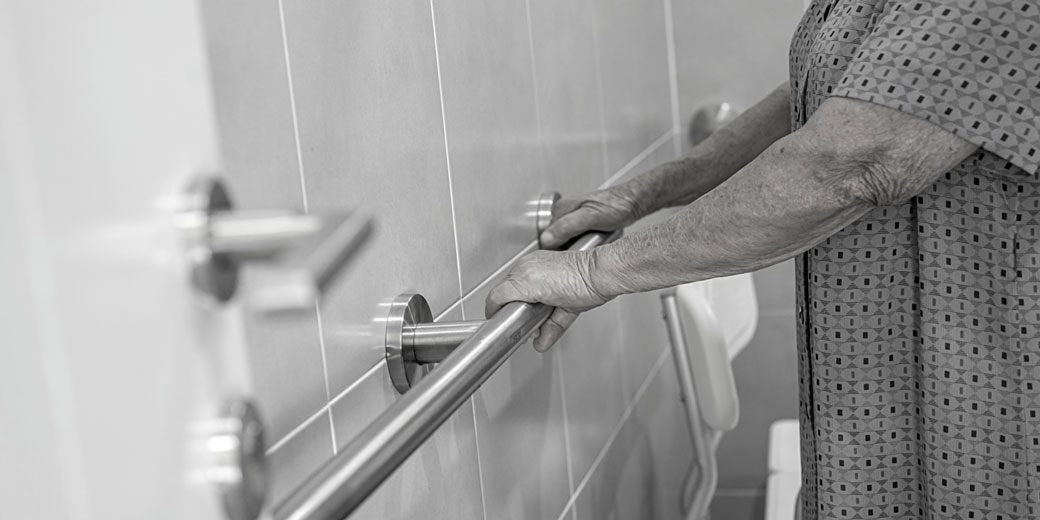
[540, 231, 554, 244]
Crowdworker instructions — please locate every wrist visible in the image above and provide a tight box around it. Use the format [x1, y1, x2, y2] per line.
[583, 245, 632, 300]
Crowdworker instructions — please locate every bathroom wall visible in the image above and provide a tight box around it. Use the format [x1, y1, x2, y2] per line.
[200, 0, 803, 518]
[669, 1, 809, 519]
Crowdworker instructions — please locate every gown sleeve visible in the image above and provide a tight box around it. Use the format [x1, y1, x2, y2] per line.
[832, 0, 1040, 175]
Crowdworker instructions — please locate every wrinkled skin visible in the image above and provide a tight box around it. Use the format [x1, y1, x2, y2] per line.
[485, 249, 608, 352]
[487, 93, 976, 353]
[538, 186, 641, 250]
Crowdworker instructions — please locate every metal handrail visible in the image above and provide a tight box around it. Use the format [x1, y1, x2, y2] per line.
[273, 230, 616, 520]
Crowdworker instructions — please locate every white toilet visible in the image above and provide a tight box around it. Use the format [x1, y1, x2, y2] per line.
[766, 419, 801, 520]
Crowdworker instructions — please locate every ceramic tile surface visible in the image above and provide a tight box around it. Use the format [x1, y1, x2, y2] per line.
[671, 0, 805, 155]
[752, 259, 797, 313]
[471, 341, 572, 519]
[633, 360, 692, 520]
[527, 0, 609, 192]
[201, 0, 327, 441]
[282, 0, 462, 394]
[573, 379, 656, 520]
[266, 412, 335, 506]
[330, 361, 484, 520]
[716, 314, 799, 488]
[432, 0, 548, 291]
[608, 138, 676, 402]
[593, 0, 673, 174]
[558, 302, 628, 483]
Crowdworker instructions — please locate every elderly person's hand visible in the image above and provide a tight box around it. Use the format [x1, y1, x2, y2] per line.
[485, 250, 611, 352]
[538, 187, 641, 250]
[484, 95, 979, 354]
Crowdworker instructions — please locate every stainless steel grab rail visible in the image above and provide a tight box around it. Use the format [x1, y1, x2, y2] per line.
[273, 230, 617, 520]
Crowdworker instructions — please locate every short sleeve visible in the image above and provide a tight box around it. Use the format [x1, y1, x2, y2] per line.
[833, 0, 1040, 175]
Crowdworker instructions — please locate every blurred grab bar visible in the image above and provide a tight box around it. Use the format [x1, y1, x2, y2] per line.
[273, 230, 617, 520]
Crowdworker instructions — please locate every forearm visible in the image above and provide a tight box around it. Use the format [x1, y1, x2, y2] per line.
[622, 82, 793, 218]
[587, 98, 977, 297]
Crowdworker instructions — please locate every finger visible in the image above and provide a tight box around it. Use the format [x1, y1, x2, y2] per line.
[553, 196, 583, 218]
[534, 307, 580, 352]
[541, 208, 599, 249]
[485, 279, 526, 318]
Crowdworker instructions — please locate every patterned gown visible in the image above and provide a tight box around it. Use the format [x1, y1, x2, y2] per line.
[789, 1, 1040, 518]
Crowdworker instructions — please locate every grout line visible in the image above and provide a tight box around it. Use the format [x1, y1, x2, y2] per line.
[263, 127, 676, 459]
[556, 348, 671, 520]
[276, 0, 309, 212]
[522, 0, 547, 183]
[662, 0, 684, 159]
[599, 130, 673, 190]
[328, 360, 383, 408]
[438, 127, 674, 321]
[312, 299, 337, 455]
[587, 2, 611, 180]
[279, 0, 338, 457]
[266, 360, 383, 456]
[469, 397, 490, 520]
[439, 240, 540, 320]
[264, 400, 330, 456]
[428, 0, 466, 305]
[555, 348, 577, 499]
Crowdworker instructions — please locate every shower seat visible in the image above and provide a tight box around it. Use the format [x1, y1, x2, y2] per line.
[662, 273, 800, 520]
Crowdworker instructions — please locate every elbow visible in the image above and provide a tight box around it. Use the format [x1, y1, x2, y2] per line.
[844, 159, 919, 207]
[786, 130, 920, 209]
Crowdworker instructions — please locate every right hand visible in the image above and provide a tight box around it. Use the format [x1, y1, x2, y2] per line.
[540, 184, 643, 249]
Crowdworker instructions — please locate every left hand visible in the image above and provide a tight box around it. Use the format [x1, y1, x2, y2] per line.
[485, 249, 611, 352]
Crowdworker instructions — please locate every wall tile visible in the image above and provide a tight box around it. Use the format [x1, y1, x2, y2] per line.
[282, 0, 462, 394]
[671, 0, 805, 154]
[710, 493, 767, 520]
[716, 314, 799, 489]
[573, 367, 679, 520]
[239, 300, 327, 441]
[559, 302, 627, 484]
[459, 250, 571, 519]
[610, 136, 675, 403]
[267, 413, 335, 506]
[433, 0, 547, 291]
[573, 417, 652, 520]
[471, 337, 571, 519]
[631, 359, 692, 520]
[593, 0, 673, 175]
[527, 0, 609, 191]
[200, 0, 327, 441]
[615, 291, 670, 405]
[329, 358, 484, 520]
[752, 259, 797, 314]
[199, 0, 305, 210]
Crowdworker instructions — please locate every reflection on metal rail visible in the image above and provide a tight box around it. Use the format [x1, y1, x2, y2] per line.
[273, 229, 618, 520]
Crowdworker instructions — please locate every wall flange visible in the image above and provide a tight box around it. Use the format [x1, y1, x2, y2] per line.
[385, 293, 433, 394]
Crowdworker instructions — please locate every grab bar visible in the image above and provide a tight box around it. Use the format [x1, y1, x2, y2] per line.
[273, 229, 618, 520]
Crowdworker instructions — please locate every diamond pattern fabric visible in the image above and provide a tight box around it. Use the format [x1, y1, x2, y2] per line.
[789, 1, 1040, 519]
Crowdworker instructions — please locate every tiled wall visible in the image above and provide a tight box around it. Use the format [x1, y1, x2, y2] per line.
[200, 0, 801, 518]
[669, 1, 810, 519]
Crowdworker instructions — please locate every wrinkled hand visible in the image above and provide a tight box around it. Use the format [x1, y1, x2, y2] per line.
[540, 185, 641, 249]
[485, 250, 611, 352]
